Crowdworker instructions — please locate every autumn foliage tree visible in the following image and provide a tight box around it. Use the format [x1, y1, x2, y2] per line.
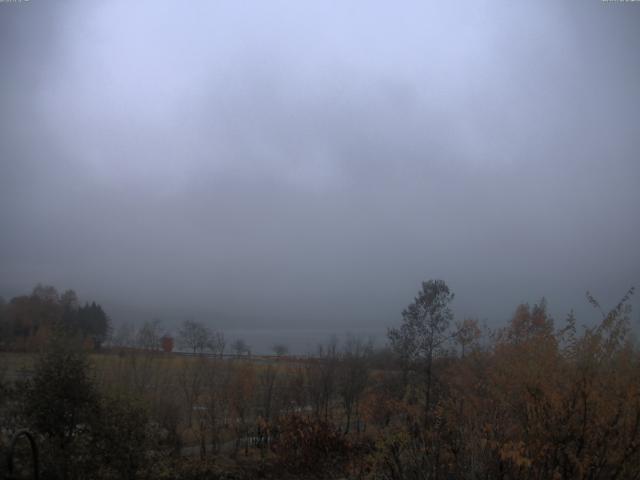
[0, 284, 110, 351]
[454, 317, 481, 357]
[376, 286, 640, 480]
[161, 334, 174, 353]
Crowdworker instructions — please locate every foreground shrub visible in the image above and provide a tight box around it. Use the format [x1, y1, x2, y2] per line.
[270, 414, 351, 475]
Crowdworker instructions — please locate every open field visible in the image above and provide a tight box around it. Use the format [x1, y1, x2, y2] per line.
[0, 352, 36, 382]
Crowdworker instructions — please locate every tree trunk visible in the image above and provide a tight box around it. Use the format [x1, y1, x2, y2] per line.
[424, 354, 432, 428]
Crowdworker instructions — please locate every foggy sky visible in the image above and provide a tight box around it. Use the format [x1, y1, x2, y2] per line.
[1, 0, 639, 337]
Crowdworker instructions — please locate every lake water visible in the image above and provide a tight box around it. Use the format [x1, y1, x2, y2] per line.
[221, 327, 387, 355]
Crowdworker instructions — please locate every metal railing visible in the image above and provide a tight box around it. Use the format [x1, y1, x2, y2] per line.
[5, 430, 39, 480]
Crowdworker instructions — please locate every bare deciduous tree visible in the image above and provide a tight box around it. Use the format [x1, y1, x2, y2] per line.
[338, 335, 372, 433]
[272, 343, 289, 357]
[137, 318, 163, 351]
[232, 338, 250, 357]
[388, 279, 454, 424]
[307, 337, 339, 422]
[178, 318, 210, 354]
[208, 330, 226, 357]
[454, 317, 481, 358]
